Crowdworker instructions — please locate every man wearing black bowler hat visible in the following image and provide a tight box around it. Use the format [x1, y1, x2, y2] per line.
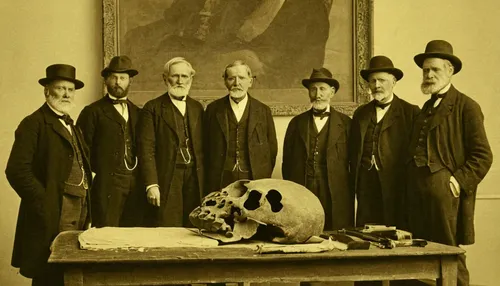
[283, 68, 354, 231]
[406, 40, 493, 286]
[5, 64, 92, 285]
[350, 56, 420, 230]
[77, 55, 145, 227]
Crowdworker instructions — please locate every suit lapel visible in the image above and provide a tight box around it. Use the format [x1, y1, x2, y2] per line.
[103, 98, 126, 127]
[216, 96, 230, 143]
[326, 108, 343, 150]
[297, 111, 310, 156]
[380, 95, 402, 132]
[186, 97, 200, 138]
[358, 102, 375, 145]
[42, 104, 72, 144]
[247, 96, 261, 139]
[160, 94, 180, 141]
[429, 86, 456, 130]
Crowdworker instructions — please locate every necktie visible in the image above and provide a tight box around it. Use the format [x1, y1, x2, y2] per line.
[312, 109, 330, 119]
[59, 114, 74, 126]
[375, 100, 392, 109]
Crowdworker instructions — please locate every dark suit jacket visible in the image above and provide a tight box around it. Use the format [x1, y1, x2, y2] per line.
[137, 93, 204, 207]
[350, 95, 420, 227]
[204, 95, 278, 193]
[76, 96, 142, 227]
[407, 85, 493, 245]
[5, 103, 92, 278]
[282, 108, 354, 230]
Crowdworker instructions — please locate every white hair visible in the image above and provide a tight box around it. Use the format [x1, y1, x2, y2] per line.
[163, 57, 196, 76]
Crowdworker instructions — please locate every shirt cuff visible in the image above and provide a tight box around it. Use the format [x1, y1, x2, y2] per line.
[146, 184, 159, 193]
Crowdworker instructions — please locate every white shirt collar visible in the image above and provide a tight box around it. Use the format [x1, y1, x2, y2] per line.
[229, 93, 249, 109]
[108, 93, 128, 101]
[437, 83, 452, 95]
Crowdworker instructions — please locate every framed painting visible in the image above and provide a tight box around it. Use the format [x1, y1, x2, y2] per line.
[103, 0, 373, 116]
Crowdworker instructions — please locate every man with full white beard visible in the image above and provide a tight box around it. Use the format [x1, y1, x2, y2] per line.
[137, 57, 205, 227]
[406, 40, 493, 286]
[349, 56, 419, 230]
[6, 64, 92, 285]
[77, 56, 145, 228]
[282, 68, 353, 231]
[204, 60, 277, 194]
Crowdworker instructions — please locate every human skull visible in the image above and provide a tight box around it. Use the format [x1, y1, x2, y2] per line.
[189, 179, 325, 243]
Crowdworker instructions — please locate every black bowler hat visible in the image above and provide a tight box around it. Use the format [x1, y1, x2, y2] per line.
[360, 55, 404, 81]
[101, 55, 139, 78]
[38, 64, 84, 89]
[414, 40, 462, 74]
[301, 68, 340, 91]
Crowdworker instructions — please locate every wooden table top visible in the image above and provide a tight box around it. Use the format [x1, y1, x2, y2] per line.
[49, 230, 465, 265]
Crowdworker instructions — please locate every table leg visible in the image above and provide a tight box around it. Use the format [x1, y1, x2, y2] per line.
[437, 256, 457, 286]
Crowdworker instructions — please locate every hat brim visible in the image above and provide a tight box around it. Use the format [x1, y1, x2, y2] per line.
[414, 53, 462, 74]
[302, 78, 339, 91]
[360, 68, 403, 81]
[101, 68, 139, 78]
[38, 77, 84, 90]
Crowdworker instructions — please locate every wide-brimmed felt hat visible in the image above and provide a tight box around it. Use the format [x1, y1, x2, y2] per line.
[38, 64, 84, 89]
[302, 68, 339, 91]
[414, 40, 462, 74]
[360, 55, 403, 81]
[101, 55, 139, 77]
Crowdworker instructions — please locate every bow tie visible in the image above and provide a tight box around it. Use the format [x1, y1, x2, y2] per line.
[375, 100, 392, 109]
[431, 93, 446, 100]
[59, 114, 74, 126]
[312, 109, 330, 119]
[170, 95, 185, 101]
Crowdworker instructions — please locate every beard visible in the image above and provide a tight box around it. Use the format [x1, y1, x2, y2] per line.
[371, 90, 390, 102]
[47, 95, 75, 114]
[167, 82, 191, 98]
[420, 78, 449, 95]
[107, 84, 129, 98]
[311, 100, 329, 111]
[229, 88, 246, 100]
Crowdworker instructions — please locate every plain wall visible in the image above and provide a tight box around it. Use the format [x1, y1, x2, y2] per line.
[1, 1, 499, 285]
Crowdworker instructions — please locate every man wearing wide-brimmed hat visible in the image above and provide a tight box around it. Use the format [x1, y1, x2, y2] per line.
[282, 67, 354, 231]
[77, 55, 145, 228]
[6, 64, 92, 285]
[406, 40, 493, 286]
[350, 56, 420, 230]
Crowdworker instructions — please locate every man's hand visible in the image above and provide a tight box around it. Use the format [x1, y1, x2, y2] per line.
[450, 176, 460, 198]
[147, 186, 161, 207]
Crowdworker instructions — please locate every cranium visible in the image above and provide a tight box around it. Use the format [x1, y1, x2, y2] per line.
[189, 179, 325, 243]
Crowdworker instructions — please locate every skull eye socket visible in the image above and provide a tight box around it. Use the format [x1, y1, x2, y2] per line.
[243, 190, 262, 210]
[266, 189, 283, 212]
[205, 199, 217, 206]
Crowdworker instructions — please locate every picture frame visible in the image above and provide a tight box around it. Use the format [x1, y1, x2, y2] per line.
[103, 0, 373, 116]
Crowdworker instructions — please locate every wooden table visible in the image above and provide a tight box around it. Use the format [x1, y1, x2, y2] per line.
[49, 231, 464, 286]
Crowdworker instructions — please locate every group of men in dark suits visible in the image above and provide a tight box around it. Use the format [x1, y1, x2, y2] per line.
[5, 40, 492, 286]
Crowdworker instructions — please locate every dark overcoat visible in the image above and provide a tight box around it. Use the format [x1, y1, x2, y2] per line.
[5, 103, 92, 278]
[350, 95, 420, 227]
[76, 96, 143, 227]
[137, 93, 204, 217]
[282, 108, 354, 230]
[406, 85, 493, 245]
[204, 95, 278, 193]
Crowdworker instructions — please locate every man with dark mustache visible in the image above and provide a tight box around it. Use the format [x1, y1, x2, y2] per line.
[282, 68, 353, 231]
[406, 40, 493, 286]
[204, 60, 278, 193]
[77, 56, 145, 227]
[137, 57, 205, 227]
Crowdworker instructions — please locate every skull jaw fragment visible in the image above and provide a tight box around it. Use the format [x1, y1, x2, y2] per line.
[189, 179, 325, 243]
